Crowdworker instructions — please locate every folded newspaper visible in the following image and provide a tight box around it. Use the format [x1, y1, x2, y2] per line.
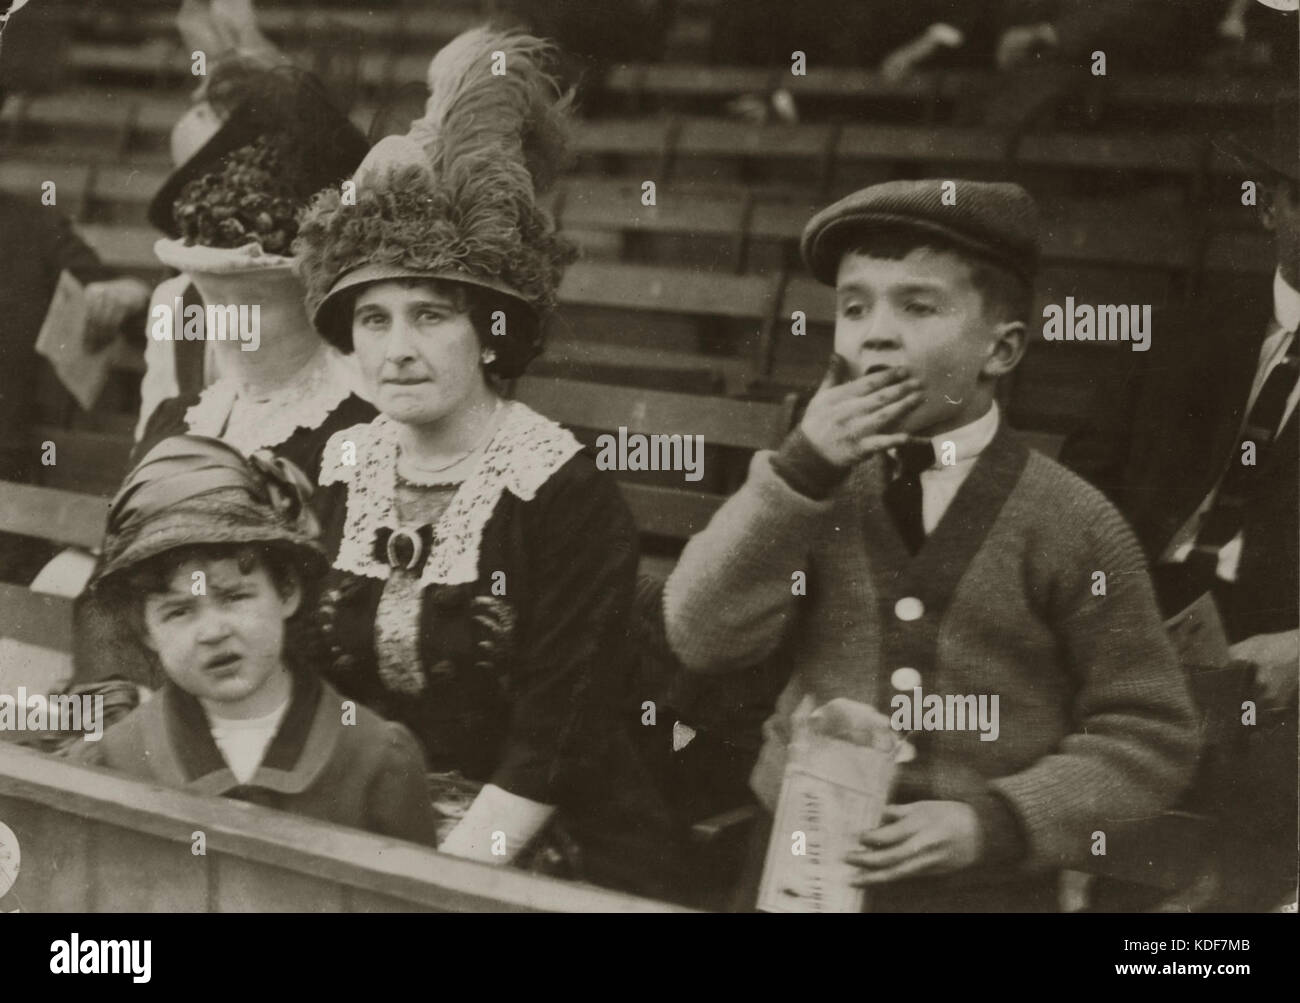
[757, 696, 903, 913]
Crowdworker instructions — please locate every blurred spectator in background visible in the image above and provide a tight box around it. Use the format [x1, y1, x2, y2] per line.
[1060, 103, 1299, 911]
[709, 2, 1005, 121]
[137, 0, 289, 433]
[0, 185, 149, 582]
[996, 0, 1289, 75]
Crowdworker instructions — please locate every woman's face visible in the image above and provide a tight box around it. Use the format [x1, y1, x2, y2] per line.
[351, 280, 487, 427]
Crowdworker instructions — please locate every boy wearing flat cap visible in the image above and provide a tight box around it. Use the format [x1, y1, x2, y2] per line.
[663, 179, 1199, 911]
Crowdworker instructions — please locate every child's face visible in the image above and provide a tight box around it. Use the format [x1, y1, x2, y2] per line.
[352, 280, 488, 428]
[833, 249, 1002, 435]
[141, 555, 300, 707]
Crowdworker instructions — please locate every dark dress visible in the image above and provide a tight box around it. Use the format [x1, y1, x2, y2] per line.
[312, 404, 672, 896]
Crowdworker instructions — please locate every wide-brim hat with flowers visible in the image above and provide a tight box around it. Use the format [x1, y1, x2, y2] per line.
[89, 435, 328, 592]
[150, 65, 370, 278]
[293, 27, 576, 377]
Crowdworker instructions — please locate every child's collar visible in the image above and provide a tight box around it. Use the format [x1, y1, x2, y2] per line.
[145, 666, 339, 795]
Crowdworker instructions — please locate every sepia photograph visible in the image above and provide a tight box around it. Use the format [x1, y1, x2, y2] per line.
[0, 0, 1295, 956]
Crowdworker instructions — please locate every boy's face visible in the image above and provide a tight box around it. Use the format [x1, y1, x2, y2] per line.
[833, 249, 1006, 435]
[142, 555, 300, 708]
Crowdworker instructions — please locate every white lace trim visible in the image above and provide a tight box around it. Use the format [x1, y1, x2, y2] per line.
[321, 402, 583, 587]
[183, 347, 357, 455]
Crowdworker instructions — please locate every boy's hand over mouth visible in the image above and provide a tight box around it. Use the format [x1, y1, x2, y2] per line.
[846, 800, 982, 885]
[800, 355, 925, 467]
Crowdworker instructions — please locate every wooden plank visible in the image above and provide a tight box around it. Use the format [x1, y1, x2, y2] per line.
[675, 118, 833, 161]
[0, 794, 92, 912]
[1203, 230, 1275, 275]
[31, 426, 133, 496]
[214, 855, 345, 913]
[79, 223, 160, 273]
[780, 275, 834, 327]
[572, 119, 674, 158]
[558, 261, 777, 321]
[0, 744, 686, 912]
[0, 482, 107, 550]
[0, 584, 74, 653]
[561, 182, 745, 238]
[91, 821, 209, 911]
[838, 124, 1012, 167]
[1015, 132, 1206, 175]
[540, 339, 751, 391]
[622, 483, 722, 541]
[514, 376, 792, 449]
[345, 887, 436, 913]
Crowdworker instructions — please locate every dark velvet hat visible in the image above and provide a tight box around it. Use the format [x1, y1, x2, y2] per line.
[90, 435, 327, 591]
[147, 65, 370, 238]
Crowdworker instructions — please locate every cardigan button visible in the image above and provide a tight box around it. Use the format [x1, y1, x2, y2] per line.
[891, 667, 921, 691]
[894, 596, 924, 621]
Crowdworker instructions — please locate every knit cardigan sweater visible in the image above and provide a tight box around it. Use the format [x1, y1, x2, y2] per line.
[664, 422, 1200, 886]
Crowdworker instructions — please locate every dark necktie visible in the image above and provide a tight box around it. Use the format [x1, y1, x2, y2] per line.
[1186, 331, 1299, 585]
[884, 440, 936, 555]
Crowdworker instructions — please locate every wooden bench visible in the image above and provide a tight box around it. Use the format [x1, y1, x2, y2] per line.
[0, 742, 682, 912]
[512, 374, 797, 577]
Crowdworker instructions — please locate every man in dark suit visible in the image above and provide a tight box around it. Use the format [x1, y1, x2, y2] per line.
[1060, 107, 1298, 911]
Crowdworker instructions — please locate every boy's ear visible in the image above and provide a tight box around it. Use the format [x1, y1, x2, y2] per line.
[982, 321, 1028, 379]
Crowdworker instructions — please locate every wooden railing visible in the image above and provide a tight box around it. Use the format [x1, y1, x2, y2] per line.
[0, 743, 686, 912]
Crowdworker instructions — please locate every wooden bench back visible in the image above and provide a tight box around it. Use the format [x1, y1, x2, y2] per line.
[513, 375, 796, 544]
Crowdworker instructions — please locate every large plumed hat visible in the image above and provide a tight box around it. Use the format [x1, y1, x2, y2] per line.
[293, 27, 575, 375]
[89, 435, 327, 592]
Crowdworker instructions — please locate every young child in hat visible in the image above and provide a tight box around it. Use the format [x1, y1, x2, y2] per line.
[662, 179, 1200, 911]
[67, 435, 436, 847]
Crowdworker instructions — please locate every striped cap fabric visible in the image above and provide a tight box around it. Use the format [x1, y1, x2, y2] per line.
[801, 179, 1040, 286]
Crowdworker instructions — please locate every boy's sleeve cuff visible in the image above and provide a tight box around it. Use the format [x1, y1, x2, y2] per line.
[966, 788, 1029, 866]
[770, 427, 851, 500]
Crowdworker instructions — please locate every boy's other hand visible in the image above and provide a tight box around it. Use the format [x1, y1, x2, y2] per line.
[847, 800, 981, 885]
[799, 355, 925, 467]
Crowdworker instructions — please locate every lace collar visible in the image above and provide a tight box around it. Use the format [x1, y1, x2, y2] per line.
[184, 347, 358, 455]
[320, 402, 583, 587]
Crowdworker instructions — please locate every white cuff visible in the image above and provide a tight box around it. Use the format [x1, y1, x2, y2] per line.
[437, 784, 555, 865]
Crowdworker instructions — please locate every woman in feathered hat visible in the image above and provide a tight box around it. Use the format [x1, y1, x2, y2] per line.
[293, 27, 667, 891]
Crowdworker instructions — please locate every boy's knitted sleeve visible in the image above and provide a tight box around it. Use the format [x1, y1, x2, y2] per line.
[988, 469, 1200, 870]
[663, 451, 833, 673]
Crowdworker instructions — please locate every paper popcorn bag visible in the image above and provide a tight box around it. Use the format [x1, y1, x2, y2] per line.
[757, 696, 902, 913]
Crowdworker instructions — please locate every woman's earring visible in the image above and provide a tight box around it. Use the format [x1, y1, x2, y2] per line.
[481, 348, 497, 366]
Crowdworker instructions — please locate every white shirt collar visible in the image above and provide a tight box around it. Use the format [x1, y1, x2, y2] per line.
[923, 400, 1000, 469]
[1273, 269, 1300, 333]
